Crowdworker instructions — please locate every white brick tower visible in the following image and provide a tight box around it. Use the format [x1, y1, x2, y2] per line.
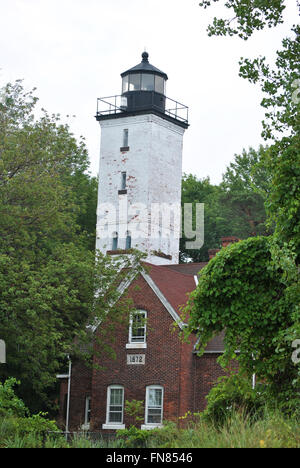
[95, 52, 188, 265]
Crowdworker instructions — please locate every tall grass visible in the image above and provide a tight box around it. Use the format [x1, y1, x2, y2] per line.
[145, 409, 300, 448]
[0, 408, 299, 448]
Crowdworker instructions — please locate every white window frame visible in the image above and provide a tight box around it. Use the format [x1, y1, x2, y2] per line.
[142, 385, 164, 429]
[126, 310, 147, 349]
[102, 385, 125, 430]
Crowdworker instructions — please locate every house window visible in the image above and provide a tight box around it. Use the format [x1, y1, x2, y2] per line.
[121, 172, 126, 191]
[84, 396, 91, 426]
[112, 232, 118, 250]
[145, 386, 164, 426]
[129, 310, 147, 344]
[106, 385, 124, 424]
[123, 129, 129, 147]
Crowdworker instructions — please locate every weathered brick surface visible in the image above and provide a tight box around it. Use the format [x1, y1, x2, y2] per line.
[58, 361, 92, 431]
[192, 354, 228, 412]
[90, 275, 196, 431]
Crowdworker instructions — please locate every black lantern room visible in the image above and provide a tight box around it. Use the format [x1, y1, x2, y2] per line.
[96, 52, 188, 128]
[121, 52, 168, 113]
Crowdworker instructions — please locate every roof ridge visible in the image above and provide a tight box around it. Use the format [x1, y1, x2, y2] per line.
[143, 262, 199, 279]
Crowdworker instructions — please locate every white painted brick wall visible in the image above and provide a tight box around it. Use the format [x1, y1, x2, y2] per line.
[96, 114, 185, 265]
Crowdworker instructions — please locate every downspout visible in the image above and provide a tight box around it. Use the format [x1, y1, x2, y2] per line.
[252, 373, 256, 390]
[65, 355, 72, 439]
[251, 353, 256, 389]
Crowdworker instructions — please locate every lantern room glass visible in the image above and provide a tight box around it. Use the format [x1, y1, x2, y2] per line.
[128, 74, 140, 91]
[155, 76, 165, 94]
[122, 75, 128, 93]
[122, 73, 166, 95]
[141, 74, 154, 91]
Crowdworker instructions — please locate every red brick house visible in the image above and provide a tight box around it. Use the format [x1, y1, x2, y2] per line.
[58, 240, 235, 433]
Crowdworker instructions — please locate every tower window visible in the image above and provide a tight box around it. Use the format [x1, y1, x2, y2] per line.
[123, 129, 129, 148]
[125, 231, 132, 250]
[121, 172, 127, 191]
[112, 232, 118, 250]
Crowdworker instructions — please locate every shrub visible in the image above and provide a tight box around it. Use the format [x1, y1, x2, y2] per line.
[0, 378, 28, 417]
[203, 373, 264, 424]
[117, 425, 153, 448]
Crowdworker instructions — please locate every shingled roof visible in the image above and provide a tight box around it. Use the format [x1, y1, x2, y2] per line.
[144, 262, 198, 316]
[143, 261, 224, 354]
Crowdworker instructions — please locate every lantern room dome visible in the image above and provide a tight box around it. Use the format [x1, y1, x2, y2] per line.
[121, 52, 168, 80]
[121, 52, 168, 97]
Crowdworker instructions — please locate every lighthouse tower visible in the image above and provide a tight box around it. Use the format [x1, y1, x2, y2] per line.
[95, 52, 188, 265]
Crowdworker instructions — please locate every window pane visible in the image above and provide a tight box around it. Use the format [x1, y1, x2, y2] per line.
[109, 411, 122, 423]
[110, 405, 122, 412]
[129, 74, 141, 91]
[131, 313, 146, 342]
[155, 76, 165, 94]
[148, 389, 162, 407]
[122, 76, 129, 93]
[110, 389, 123, 405]
[141, 74, 154, 91]
[108, 387, 123, 424]
[148, 408, 162, 424]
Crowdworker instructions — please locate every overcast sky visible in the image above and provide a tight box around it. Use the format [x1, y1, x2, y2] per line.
[0, 0, 298, 184]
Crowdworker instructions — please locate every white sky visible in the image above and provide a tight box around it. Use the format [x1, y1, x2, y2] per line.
[0, 0, 298, 184]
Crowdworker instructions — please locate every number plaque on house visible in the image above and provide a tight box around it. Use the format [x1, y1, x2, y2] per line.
[127, 354, 145, 365]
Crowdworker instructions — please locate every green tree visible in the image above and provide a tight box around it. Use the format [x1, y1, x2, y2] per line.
[180, 146, 271, 262]
[220, 146, 271, 238]
[198, 2, 300, 245]
[186, 0, 300, 409]
[199, 0, 287, 40]
[180, 174, 224, 262]
[183, 237, 299, 411]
